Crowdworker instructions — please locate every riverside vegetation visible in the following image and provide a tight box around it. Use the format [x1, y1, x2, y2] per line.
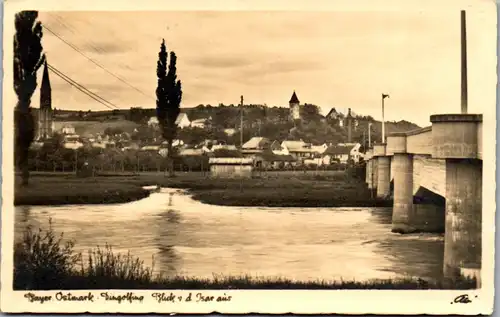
[14, 221, 476, 290]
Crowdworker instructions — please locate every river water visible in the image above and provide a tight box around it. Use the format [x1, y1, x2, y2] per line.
[15, 188, 444, 282]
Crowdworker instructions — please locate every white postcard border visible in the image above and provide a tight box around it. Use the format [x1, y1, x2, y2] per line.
[0, 0, 496, 315]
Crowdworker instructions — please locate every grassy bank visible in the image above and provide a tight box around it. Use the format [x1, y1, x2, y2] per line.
[14, 224, 476, 290]
[15, 171, 390, 207]
[15, 176, 150, 205]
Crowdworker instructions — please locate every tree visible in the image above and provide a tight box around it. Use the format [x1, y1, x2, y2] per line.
[156, 39, 182, 176]
[300, 103, 321, 122]
[14, 11, 45, 186]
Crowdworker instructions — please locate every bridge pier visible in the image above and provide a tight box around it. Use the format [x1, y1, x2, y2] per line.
[377, 156, 391, 198]
[443, 159, 482, 279]
[431, 114, 482, 284]
[365, 150, 374, 188]
[374, 144, 390, 198]
[391, 153, 414, 233]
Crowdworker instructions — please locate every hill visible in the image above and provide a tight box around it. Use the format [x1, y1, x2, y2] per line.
[53, 120, 140, 137]
[51, 104, 420, 146]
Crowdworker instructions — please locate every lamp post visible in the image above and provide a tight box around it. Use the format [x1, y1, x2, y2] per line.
[381, 93, 390, 143]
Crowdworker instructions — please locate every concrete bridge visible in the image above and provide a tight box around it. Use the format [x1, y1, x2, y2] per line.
[364, 113, 482, 283]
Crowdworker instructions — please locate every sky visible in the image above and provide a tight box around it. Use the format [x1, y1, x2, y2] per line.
[31, 4, 496, 127]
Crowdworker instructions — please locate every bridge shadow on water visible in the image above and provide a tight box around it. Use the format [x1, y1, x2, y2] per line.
[369, 206, 445, 282]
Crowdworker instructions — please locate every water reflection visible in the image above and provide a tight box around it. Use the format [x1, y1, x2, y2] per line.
[154, 209, 182, 276]
[14, 188, 444, 282]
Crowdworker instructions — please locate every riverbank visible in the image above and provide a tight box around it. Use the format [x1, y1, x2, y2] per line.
[15, 178, 150, 205]
[14, 224, 475, 290]
[14, 171, 391, 207]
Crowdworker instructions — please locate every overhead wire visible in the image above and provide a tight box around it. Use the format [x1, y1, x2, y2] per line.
[42, 22, 154, 101]
[47, 63, 119, 110]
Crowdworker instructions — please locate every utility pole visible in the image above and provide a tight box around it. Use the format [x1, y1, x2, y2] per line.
[368, 122, 372, 148]
[371, 160, 374, 199]
[240, 95, 244, 150]
[240, 95, 244, 192]
[363, 130, 366, 150]
[461, 10, 468, 114]
[381, 93, 390, 143]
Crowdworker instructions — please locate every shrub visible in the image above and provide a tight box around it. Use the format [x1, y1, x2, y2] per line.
[82, 245, 154, 288]
[14, 219, 80, 290]
[14, 221, 155, 289]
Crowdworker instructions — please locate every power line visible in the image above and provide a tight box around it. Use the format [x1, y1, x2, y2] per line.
[47, 63, 119, 110]
[49, 66, 117, 109]
[42, 23, 154, 101]
[48, 64, 117, 109]
[49, 13, 109, 57]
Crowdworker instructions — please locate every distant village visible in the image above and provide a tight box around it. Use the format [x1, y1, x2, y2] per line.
[32, 91, 365, 171]
[29, 64, 418, 172]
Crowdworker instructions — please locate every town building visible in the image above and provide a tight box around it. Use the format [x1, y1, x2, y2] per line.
[323, 143, 363, 164]
[241, 137, 273, 167]
[62, 134, 84, 150]
[61, 124, 76, 135]
[147, 116, 159, 128]
[242, 137, 272, 154]
[175, 113, 191, 128]
[190, 117, 211, 129]
[325, 108, 339, 120]
[281, 140, 316, 161]
[223, 128, 237, 136]
[148, 112, 192, 129]
[209, 157, 254, 178]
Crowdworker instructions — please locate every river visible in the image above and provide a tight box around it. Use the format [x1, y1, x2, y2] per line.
[15, 188, 444, 282]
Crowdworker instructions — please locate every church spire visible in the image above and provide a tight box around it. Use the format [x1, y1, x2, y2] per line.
[289, 90, 300, 104]
[40, 59, 51, 110]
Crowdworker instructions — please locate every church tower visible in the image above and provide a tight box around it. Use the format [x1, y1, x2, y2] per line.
[289, 90, 300, 120]
[38, 59, 53, 140]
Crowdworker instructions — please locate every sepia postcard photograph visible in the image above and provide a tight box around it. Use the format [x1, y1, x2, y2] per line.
[0, 0, 497, 315]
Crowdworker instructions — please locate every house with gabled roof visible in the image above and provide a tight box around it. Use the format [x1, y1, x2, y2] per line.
[281, 140, 315, 159]
[175, 113, 191, 128]
[323, 143, 363, 164]
[326, 107, 339, 120]
[242, 137, 272, 154]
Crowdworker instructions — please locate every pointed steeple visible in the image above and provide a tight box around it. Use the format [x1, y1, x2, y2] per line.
[40, 59, 51, 110]
[289, 90, 300, 104]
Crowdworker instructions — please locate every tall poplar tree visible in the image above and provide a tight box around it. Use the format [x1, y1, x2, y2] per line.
[156, 39, 182, 176]
[14, 11, 45, 186]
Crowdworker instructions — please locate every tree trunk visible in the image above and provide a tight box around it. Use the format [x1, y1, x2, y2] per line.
[15, 104, 35, 186]
[21, 158, 29, 186]
[166, 140, 175, 177]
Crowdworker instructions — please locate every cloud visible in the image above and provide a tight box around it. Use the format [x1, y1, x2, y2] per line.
[34, 9, 495, 127]
[80, 41, 131, 54]
[193, 55, 254, 68]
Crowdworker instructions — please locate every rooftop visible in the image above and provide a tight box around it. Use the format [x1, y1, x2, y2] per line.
[242, 137, 271, 149]
[289, 91, 300, 104]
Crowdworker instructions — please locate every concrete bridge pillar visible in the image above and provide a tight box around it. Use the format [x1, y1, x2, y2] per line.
[373, 144, 390, 198]
[376, 156, 391, 198]
[372, 158, 378, 190]
[365, 150, 373, 188]
[443, 159, 482, 279]
[391, 153, 414, 233]
[431, 114, 482, 283]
